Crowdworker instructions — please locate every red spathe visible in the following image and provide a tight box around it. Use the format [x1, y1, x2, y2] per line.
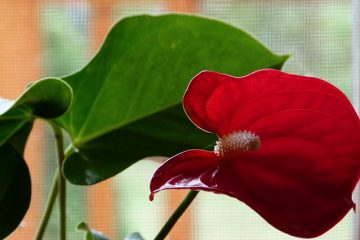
[150, 69, 360, 238]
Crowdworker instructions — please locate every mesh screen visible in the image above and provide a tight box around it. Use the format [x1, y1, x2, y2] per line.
[1, 1, 356, 239]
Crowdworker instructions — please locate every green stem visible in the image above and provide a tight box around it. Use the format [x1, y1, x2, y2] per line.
[34, 170, 59, 240]
[51, 124, 66, 240]
[33, 122, 75, 240]
[154, 190, 199, 240]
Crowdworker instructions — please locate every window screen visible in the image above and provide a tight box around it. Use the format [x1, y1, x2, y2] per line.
[2, 1, 357, 239]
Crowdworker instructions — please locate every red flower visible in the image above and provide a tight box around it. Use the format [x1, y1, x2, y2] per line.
[150, 69, 360, 238]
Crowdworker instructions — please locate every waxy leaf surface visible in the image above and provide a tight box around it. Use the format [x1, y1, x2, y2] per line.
[0, 78, 72, 148]
[0, 144, 31, 240]
[0, 78, 72, 239]
[150, 69, 360, 238]
[57, 14, 287, 185]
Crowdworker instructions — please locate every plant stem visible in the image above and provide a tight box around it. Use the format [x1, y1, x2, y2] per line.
[34, 170, 59, 240]
[52, 124, 66, 240]
[154, 190, 199, 240]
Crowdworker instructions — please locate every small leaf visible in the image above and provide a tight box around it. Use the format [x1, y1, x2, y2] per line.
[0, 107, 32, 152]
[0, 78, 72, 146]
[58, 14, 288, 185]
[0, 77, 72, 238]
[77, 222, 111, 240]
[0, 78, 72, 118]
[11, 78, 72, 118]
[0, 144, 31, 240]
[124, 232, 144, 240]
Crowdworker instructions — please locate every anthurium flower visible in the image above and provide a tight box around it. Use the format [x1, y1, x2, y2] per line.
[150, 69, 360, 238]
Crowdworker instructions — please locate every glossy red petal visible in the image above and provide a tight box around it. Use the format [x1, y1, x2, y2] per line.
[242, 110, 360, 237]
[183, 71, 237, 134]
[184, 69, 359, 136]
[154, 69, 360, 238]
[151, 110, 359, 237]
[150, 150, 221, 200]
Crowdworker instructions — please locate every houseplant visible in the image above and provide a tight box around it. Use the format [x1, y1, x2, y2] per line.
[0, 13, 358, 240]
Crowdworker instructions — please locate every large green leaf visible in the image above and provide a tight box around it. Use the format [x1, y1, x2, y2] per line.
[0, 78, 72, 239]
[0, 144, 31, 240]
[58, 14, 288, 185]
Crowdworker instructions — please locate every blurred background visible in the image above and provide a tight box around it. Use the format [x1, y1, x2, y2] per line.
[1, 0, 358, 239]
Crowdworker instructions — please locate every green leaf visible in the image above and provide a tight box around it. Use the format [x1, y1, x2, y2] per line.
[63, 104, 216, 184]
[77, 222, 111, 240]
[124, 232, 144, 240]
[0, 144, 31, 240]
[0, 107, 33, 154]
[0, 78, 73, 147]
[0, 78, 72, 238]
[1, 78, 72, 118]
[58, 14, 288, 185]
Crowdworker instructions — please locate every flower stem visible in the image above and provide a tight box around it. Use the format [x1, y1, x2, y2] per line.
[34, 170, 59, 240]
[51, 123, 66, 240]
[154, 190, 199, 240]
